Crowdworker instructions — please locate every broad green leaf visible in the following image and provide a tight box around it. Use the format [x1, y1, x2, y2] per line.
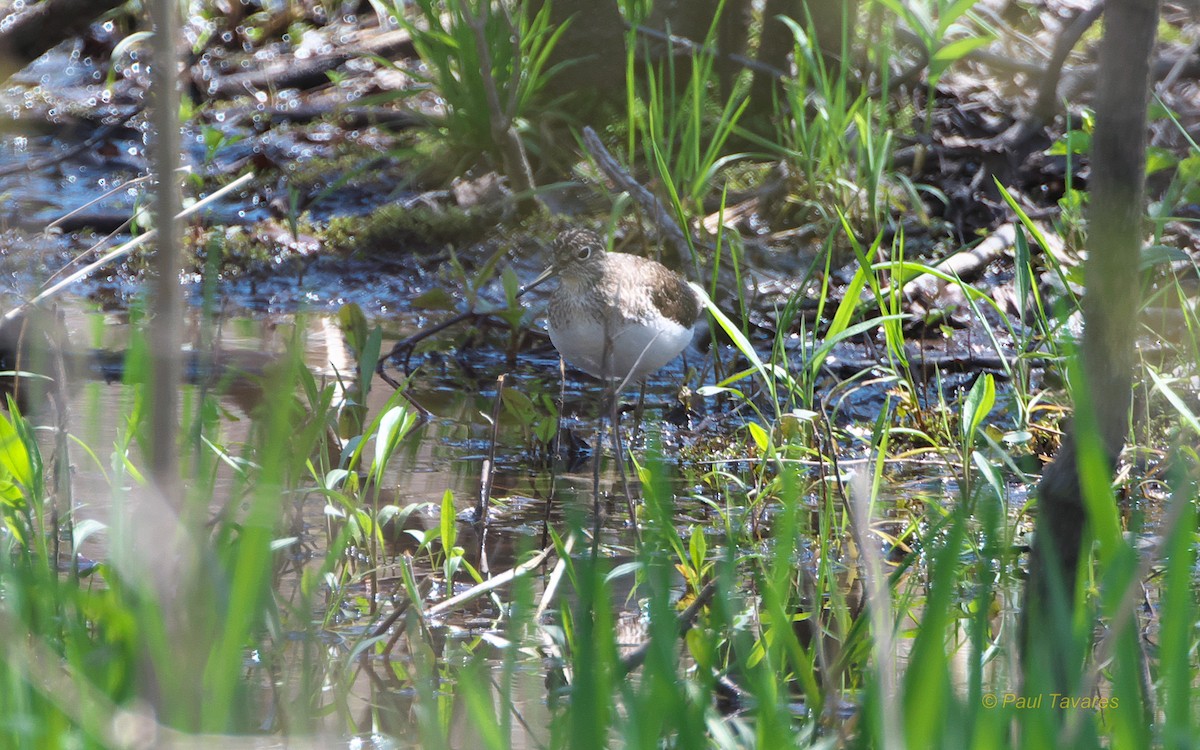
[0, 412, 33, 491]
[930, 35, 993, 70]
[440, 488, 456, 551]
[961, 373, 995, 448]
[371, 405, 415, 482]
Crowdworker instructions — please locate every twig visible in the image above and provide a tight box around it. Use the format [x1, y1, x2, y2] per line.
[896, 223, 1016, 303]
[541, 357, 565, 550]
[998, 1, 1105, 150]
[4, 171, 256, 324]
[581, 126, 698, 269]
[42, 172, 169, 291]
[380, 554, 432, 654]
[371, 532, 556, 647]
[425, 545, 556, 618]
[0, 120, 126, 179]
[1030, 2, 1105, 126]
[375, 309, 483, 390]
[608, 381, 642, 544]
[617, 579, 718, 676]
[475, 373, 507, 577]
[535, 532, 575, 619]
[47, 309, 74, 575]
[1158, 28, 1200, 92]
[534, 532, 578, 687]
[847, 472, 902, 750]
[206, 28, 417, 99]
[45, 173, 154, 233]
[0, 0, 127, 81]
[147, 0, 185, 502]
[216, 103, 423, 130]
[628, 23, 787, 81]
[376, 272, 553, 389]
[820, 351, 1053, 380]
[591, 408, 604, 555]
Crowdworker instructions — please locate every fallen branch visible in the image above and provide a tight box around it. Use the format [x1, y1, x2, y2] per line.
[0, 116, 132, 178]
[821, 350, 1053, 380]
[0, 0, 127, 81]
[629, 22, 786, 81]
[899, 223, 1019, 306]
[214, 102, 424, 130]
[996, 1, 1106, 150]
[205, 28, 416, 99]
[368, 543, 558, 643]
[580, 125, 698, 269]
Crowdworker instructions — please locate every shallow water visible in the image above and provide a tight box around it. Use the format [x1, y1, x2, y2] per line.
[34, 298, 702, 739]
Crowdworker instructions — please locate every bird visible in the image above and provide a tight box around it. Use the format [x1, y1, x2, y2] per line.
[529, 228, 701, 389]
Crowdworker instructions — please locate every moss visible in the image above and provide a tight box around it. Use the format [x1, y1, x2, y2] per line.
[285, 147, 394, 194]
[322, 202, 491, 257]
[186, 218, 327, 278]
[201, 226, 282, 272]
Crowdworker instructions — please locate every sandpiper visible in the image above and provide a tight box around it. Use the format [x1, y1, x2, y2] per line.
[530, 228, 701, 388]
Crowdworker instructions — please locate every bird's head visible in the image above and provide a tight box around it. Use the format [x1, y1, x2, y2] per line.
[528, 227, 607, 291]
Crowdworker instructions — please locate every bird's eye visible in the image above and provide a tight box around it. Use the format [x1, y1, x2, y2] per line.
[576, 245, 592, 261]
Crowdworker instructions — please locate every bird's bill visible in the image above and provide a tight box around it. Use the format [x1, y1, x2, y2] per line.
[519, 265, 557, 297]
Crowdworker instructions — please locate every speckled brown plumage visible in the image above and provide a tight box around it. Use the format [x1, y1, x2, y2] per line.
[546, 229, 699, 329]
[541, 228, 701, 381]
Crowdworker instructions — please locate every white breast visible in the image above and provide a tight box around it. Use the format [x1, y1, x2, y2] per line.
[547, 316, 694, 383]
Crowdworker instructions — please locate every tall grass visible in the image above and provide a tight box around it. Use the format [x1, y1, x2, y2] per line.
[627, 19, 752, 227]
[389, 0, 570, 169]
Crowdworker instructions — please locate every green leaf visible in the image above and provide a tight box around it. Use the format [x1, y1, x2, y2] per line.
[1046, 129, 1091, 156]
[929, 35, 993, 71]
[0, 412, 33, 492]
[1145, 146, 1179, 176]
[693, 283, 793, 419]
[1147, 368, 1200, 436]
[1139, 244, 1191, 271]
[937, 0, 983, 35]
[411, 287, 458, 311]
[746, 422, 771, 453]
[827, 262, 870, 342]
[371, 405, 415, 483]
[358, 325, 382, 392]
[961, 373, 995, 448]
[337, 302, 368, 345]
[500, 388, 535, 425]
[808, 314, 908, 378]
[1176, 153, 1200, 182]
[688, 525, 707, 572]
[440, 488, 456, 551]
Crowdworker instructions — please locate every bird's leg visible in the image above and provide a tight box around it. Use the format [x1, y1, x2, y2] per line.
[590, 412, 603, 557]
[599, 295, 641, 541]
[609, 379, 640, 542]
[632, 380, 648, 446]
[591, 306, 618, 550]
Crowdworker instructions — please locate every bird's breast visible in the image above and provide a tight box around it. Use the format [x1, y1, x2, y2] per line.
[546, 314, 694, 382]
